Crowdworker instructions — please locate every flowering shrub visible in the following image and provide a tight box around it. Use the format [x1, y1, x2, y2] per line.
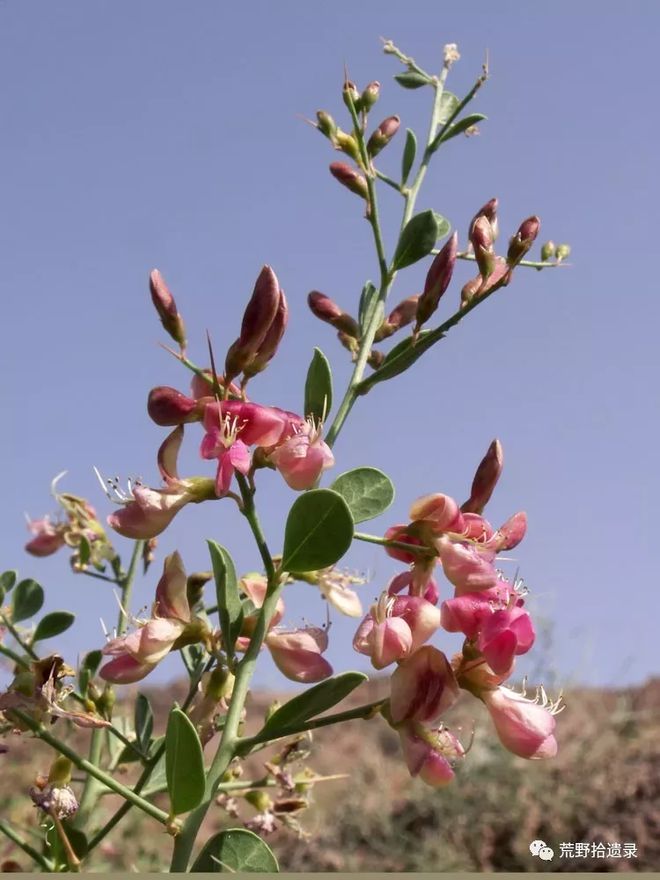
[0, 38, 568, 873]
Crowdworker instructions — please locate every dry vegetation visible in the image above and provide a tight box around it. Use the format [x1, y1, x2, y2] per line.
[1, 677, 658, 872]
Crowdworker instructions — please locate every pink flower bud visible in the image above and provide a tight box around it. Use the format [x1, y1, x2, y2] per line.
[490, 511, 527, 551]
[461, 439, 504, 514]
[268, 423, 335, 491]
[470, 215, 496, 280]
[416, 232, 458, 330]
[244, 290, 289, 378]
[390, 645, 459, 725]
[329, 162, 369, 199]
[150, 270, 187, 349]
[266, 626, 333, 683]
[147, 386, 203, 426]
[225, 266, 281, 380]
[367, 115, 400, 157]
[482, 686, 558, 759]
[154, 551, 191, 624]
[507, 216, 541, 266]
[470, 198, 499, 241]
[398, 723, 464, 787]
[307, 291, 360, 338]
[374, 295, 419, 341]
[409, 493, 464, 534]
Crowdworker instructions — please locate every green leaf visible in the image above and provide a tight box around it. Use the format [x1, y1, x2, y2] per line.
[33, 611, 75, 642]
[394, 71, 430, 90]
[11, 578, 44, 623]
[358, 281, 378, 330]
[165, 707, 205, 815]
[392, 210, 439, 271]
[78, 649, 102, 694]
[358, 329, 439, 391]
[181, 643, 206, 678]
[135, 693, 154, 752]
[438, 90, 459, 123]
[281, 489, 354, 573]
[44, 822, 88, 867]
[304, 348, 333, 423]
[433, 212, 451, 240]
[0, 570, 17, 593]
[258, 671, 368, 739]
[191, 828, 279, 873]
[430, 113, 487, 152]
[208, 541, 243, 660]
[78, 534, 91, 567]
[400, 128, 417, 186]
[330, 467, 395, 524]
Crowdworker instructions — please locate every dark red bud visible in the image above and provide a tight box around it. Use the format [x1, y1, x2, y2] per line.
[375, 295, 419, 341]
[225, 265, 281, 381]
[507, 216, 541, 267]
[470, 198, 499, 241]
[461, 439, 504, 514]
[415, 232, 458, 330]
[243, 290, 289, 378]
[147, 387, 202, 426]
[367, 115, 401, 157]
[470, 216, 496, 280]
[329, 162, 369, 199]
[149, 270, 187, 349]
[308, 291, 360, 337]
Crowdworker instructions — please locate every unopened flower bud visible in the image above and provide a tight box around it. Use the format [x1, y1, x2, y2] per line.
[333, 129, 361, 163]
[316, 110, 337, 140]
[308, 291, 360, 337]
[375, 295, 419, 341]
[47, 756, 73, 786]
[147, 386, 203, 426]
[461, 276, 481, 308]
[245, 790, 273, 812]
[329, 162, 368, 199]
[225, 265, 281, 381]
[360, 80, 380, 111]
[149, 270, 187, 350]
[367, 115, 400, 157]
[461, 439, 503, 514]
[540, 240, 556, 261]
[555, 243, 571, 262]
[470, 198, 499, 242]
[416, 232, 458, 331]
[367, 349, 385, 369]
[470, 215, 496, 280]
[243, 290, 289, 379]
[186, 570, 212, 609]
[338, 331, 360, 355]
[507, 216, 541, 266]
[342, 80, 360, 110]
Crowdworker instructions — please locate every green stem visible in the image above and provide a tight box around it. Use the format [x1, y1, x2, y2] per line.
[13, 713, 172, 829]
[169, 476, 281, 872]
[0, 613, 40, 662]
[237, 699, 387, 755]
[456, 251, 561, 270]
[0, 642, 31, 670]
[117, 539, 144, 636]
[353, 531, 434, 556]
[79, 570, 116, 584]
[0, 818, 55, 871]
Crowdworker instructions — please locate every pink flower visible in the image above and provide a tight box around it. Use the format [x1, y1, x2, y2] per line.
[435, 536, 498, 594]
[100, 552, 196, 684]
[353, 592, 441, 670]
[481, 686, 559, 759]
[398, 722, 465, 787]
[268, 420, 335, 490]
[389, 645, 459, 725]
[388, 571, 440, 605]
[409, 493, 464, 534]
[266, 626, 333, 683]
[25, 517, 66, 557]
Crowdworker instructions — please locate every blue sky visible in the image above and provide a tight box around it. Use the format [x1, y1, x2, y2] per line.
[2, 1, 657, 690]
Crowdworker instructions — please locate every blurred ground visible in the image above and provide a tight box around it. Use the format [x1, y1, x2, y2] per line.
[1, 676, 658, 872]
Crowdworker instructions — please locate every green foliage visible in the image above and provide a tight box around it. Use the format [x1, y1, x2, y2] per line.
[304, 348, 333, 423]
[401, 128, 417, 185]
[11, 578, 44, 623]
[281, 489, 354, 572]
[191, 828, 279, 872]
[257, 671, 368, 739]
[330, 467, 394, 523]
[392, 210, 440, 270]
[430, 113, 487, 152]
[134, 693, 154, 752]
[165, 707, 205, 815]
[78, 649, 102, 695]
[32, 611, 75, 642]
[0, 570, 17, 601]
[208, 541, 243, 661]
[394, 71, 429, 89]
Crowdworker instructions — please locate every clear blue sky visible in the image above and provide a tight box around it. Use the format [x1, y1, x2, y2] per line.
[2, 2, 657, 690]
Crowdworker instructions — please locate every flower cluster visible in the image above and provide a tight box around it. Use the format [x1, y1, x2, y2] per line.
[352, 440, 561, 786]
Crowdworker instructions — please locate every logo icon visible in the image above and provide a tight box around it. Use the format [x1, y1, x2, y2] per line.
[530, 839, 555, 861]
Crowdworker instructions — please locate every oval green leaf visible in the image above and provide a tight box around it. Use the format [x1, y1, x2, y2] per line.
[135, 693, 154, 752]
[330, 467, 395, 523]
[281, 489, 354, 573]
[11, 578, 44, 623]
[394, 71, 430, 89]
[430, 113, 487, 153]
[357, 329, 437, 391]
[78, 649, 103, 695]
[433, 212, 451, 240]
[401, 128, 417, 186]
[165, 707, 205, 815]
[208, 541, 243, 661]
[258, 671, 368, 739]
[358, 280, 378, 330]
[304, 347, 333, 423]
[191, 828, 279, 873]
[438, 90, 459, 123]
[33, 611, 75, 642]
[392, 210, 439, 271]
[0, 570, 17, 593]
